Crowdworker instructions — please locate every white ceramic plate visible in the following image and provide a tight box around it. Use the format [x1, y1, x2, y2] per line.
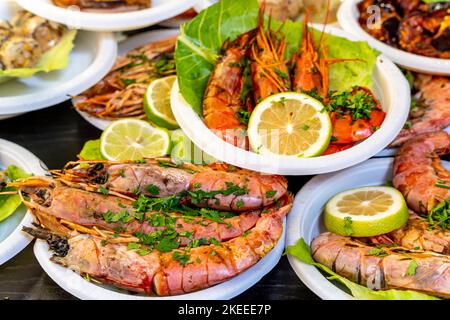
[337, 0, 450, 75]
[375, 126, 450, 157]
[285, 158, 449, 300]
[33, 218, 285, 300]
[171, 25, 410, 175]
[0, 1, 117, 119]
[75, 28, 180, 131]
[0, 139, 48, 266]
[15, 0, 199, 32]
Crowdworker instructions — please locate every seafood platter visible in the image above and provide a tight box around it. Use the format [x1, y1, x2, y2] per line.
[0, 0, 449, 301]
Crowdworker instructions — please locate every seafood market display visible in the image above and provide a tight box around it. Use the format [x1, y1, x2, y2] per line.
[391, 73, 450, 147]
[52, 0, 151, 12]
[0, 10, 66, 70]
[358, 0, 450, 58]
[289, 130, 450, 299]
[74, 36, 176, 120]
[14, 158, 292, 295]
[177, 0, 386, 158]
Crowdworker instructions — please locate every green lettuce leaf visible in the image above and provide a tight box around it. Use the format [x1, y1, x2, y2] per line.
[175, 0, 259, 114]
[423, 0, 449, 3]
[286, 238, 440, 300]
[0, 29, 77, 83]
[175, 0, 379, 115]
[0, 165, 32, 222]
[79, 139, 105, 161]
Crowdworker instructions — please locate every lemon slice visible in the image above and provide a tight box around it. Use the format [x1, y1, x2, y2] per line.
[324, 186, 409, 237]
[247, 92, 332, 157]
[144, 75, 179, 130]
[100, 119, 171, 161]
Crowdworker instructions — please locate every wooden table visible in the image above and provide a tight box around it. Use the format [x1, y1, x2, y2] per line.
[0, 103, 319, 300]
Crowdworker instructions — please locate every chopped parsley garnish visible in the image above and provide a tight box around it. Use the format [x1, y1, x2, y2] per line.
[102, 210, 131, 224]
[98, 186, 109, 195]
[274, 68, 289, 80]
[435, 179, 450, 190]
[343, 216, 354, 236]
[300, 124, 310, 131]
[172, 251, 192, 266]
[427, 198, 450, 230]
[265, 190, 276, 198]
[242, 230, 251, 237]
[120, 78, 136, 86]
[325, 89, 377, 121]
[237, 109, 250, 125]
[146, 184, 160, 195]
[236, 199, 244, 209]
[367, 248, 389, 257]
[188, 182, 248, 205]
[406, 259, 417, 276]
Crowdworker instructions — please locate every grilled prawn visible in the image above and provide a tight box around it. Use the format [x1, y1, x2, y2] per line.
[391, 75, 450, 147]
[202, 30, 255, 149]
[57, 158, 288, 212]
[393, 131, 450, 213]
[24, 195, 292, 296]
[312, 232, 450, 298]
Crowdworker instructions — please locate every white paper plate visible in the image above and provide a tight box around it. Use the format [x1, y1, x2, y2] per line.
[33, 218, 285, 300]
[0, 139, 48, 266]
[286, 158, 449, 300]
[15, 0, 199, 32]
[0, 1, 117, 118]
[75, 28, 180, 131]
[171, 25, 410, 175]
[375, 126, 450, 157]
[337, 0, 450, 75]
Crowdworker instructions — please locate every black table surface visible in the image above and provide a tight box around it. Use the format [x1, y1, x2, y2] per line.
[0, 102, 319, 300]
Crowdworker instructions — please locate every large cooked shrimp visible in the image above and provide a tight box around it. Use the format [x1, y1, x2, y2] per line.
[312, 232, 450, 298]
[202, 30, 255, 149]
[56, 158, 288, 212]
[391, 75, 450, 147]
[250, 9, 291, 105]
[14, 177, 273, 246]
[24, 194, 292, 296]
[393, 131, 450, 213]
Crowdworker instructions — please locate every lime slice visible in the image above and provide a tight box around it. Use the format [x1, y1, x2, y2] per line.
[144, 75, 179, 130]
[100, 119, 171, 161]
[324, 186, 409, 237]
[170, 129, 217, 164]
[247, 92, 331, 157]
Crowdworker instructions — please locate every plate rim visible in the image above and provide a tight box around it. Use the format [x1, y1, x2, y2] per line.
[15, 0, 199, 32]
[337, 0, 450, 75]
[0, 30, 117, 115]
[0, 138, 48, 266]
[32, 218, 286, 300]
[74, 28, 180, 130]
